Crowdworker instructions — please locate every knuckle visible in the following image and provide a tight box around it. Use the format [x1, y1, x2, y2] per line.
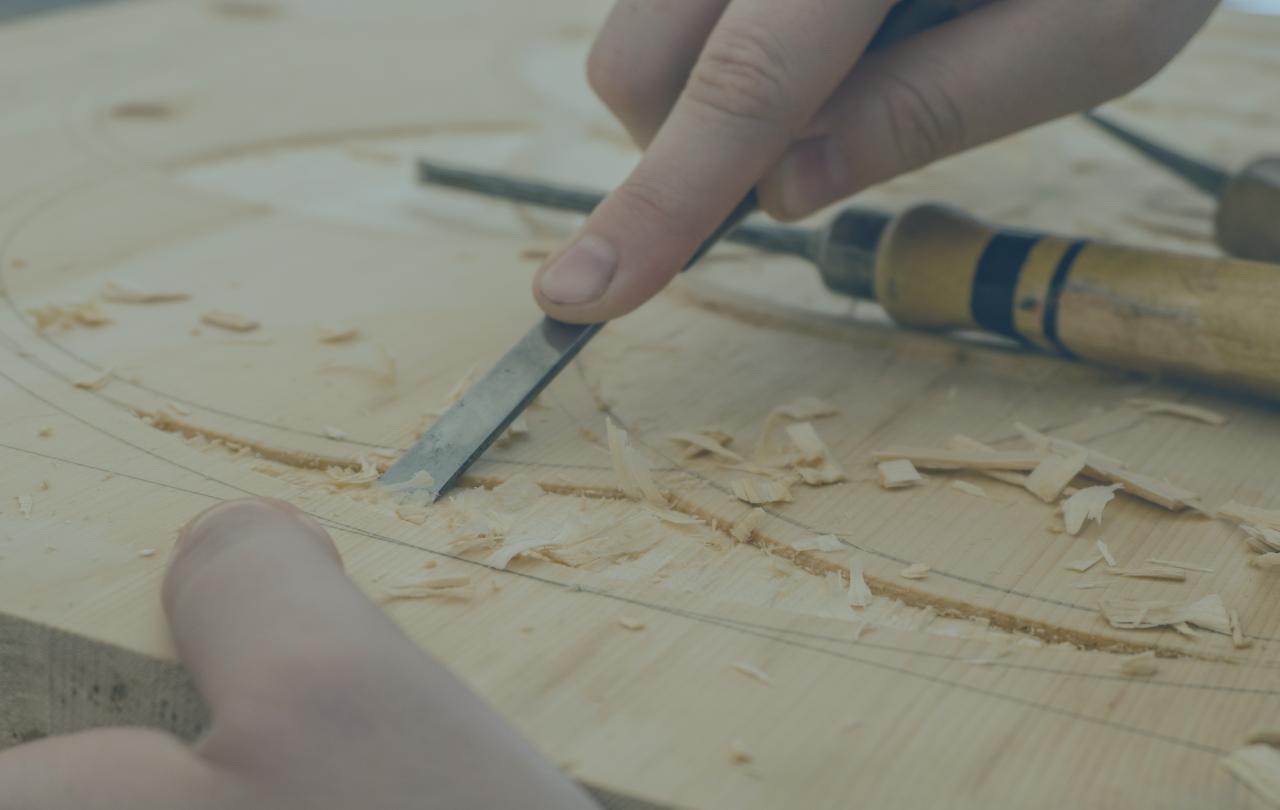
[875, 69, 967, 171]
[611, 176, 682, 228]
[684, 20, 793, 126]
[586, 36, 670, 124]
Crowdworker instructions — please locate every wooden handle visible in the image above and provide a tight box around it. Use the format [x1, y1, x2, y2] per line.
[1216, 156, 1280, 263]
[874, 203, 1280, 397]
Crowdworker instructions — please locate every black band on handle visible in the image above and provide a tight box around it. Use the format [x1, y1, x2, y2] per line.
[1042, 240, 1087, 359]
[970, 232, 1039, 340]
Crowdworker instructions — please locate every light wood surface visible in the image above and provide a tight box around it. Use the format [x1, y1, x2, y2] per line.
[2, 2, 1280, 807]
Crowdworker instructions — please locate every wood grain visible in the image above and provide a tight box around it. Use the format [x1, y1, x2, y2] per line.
[1, 2, 1279, 807]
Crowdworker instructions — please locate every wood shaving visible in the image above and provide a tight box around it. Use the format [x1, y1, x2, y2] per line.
[383, 470, 436, 494]
[731, 477, 792, 505]
[138, 548, 157, 558]
[1118, 650, 1158, 677]
[1072, 581, 1109, 589]
[1126, 398, 1227, 425]
[946, 435, 1039, 490]
[323, 426, 348, 440]
[1096, 539, 1117, 567]
[951, 480, 988, 498]
[73, 368, 112, 390]
[729, 738, 753, 765]
[1062, 485, 1123, 536]
[792, 535, 844, 553]
[30, 302, 111, 331]
[785, 422, 830, 466]
[318, 326, 360, 343]
[1249, 553, 1280, 569]
[36, 427, 53, 438]
[900, 563, 930, 580]
[667, 430, 743, 463]
[617, 616, 646, 631]
[757, 396, 838, 455]
[847, 559, 872, 608]
[1221, 501, 1280, 532]
[1014, 422, 1123, 468]
[383, 574, 473, 600]
[1240, 524, 1280, 554]
[1107, 566, 1186, 582]
[16, 495, 32, 518]
[1231, 608, 1252, 649]
[487, 536, 561, 570]
[201, 309, 259, 332]
[731, 508, 767, 543]
[872, 447, 1044, 471]
[1100, 594, 1231, 634]
[139, 409, 383, 474]
[794, 459, 847, 486]
[877, 459, 924, 489]
[1221, 745, 1280, 805]
[1145, 558, 1213, 573]
[1248, 731, 1280, 747]
[489, 475, 545, 512]
[99, 280, 189, 304]
[395, 505, 429, 525]
[1024, 449, 1088, 503]
[731, 661, 774, 686]
[1067, 554, 1104, 573]
[606, 418, 667, 508]
[325, 457, 380, 487]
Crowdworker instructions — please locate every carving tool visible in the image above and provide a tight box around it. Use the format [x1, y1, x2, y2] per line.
[1084, 110, 1280, 262]
[382, 0, 958, 498]
[408, 162, 1280, 404]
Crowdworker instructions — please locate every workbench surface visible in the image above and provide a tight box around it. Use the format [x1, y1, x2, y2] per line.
[2, 1, 1280, 807]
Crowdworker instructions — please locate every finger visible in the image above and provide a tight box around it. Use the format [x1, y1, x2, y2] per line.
[0, 728, 235, 809]
[587, 0, 730, 147]
[535, 0, 896, 323]
[759, 0, 1218, 218]
[162, 498, 387, 716]
[164, 499, 599, 809]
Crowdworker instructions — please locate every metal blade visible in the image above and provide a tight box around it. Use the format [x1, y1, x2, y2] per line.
[1083, 110, 1229, 197]
[382, 192, 759, 499]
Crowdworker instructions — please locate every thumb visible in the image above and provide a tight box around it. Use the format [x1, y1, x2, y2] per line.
[535, 2, 892, 324]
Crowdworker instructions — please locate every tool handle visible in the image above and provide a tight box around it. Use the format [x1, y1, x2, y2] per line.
[1216, 157, 1280, 264]
[874, 203, 1280, 397]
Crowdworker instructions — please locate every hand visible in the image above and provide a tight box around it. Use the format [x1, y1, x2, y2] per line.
[0, 498, 598, 810]
[532, 0, 1217, 324]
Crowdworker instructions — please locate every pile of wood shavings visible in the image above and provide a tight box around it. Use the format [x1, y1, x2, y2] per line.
[30, 302, 111, 332]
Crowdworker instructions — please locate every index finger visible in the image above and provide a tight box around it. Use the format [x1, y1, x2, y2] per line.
[534, 0, 896, 324]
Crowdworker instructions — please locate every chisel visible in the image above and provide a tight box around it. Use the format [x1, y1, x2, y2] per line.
[1084, 110, 1280, 263]
[407, 162, 1280, 401]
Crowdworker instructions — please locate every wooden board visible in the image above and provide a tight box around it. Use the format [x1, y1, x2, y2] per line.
[3, 1, 1280, 807]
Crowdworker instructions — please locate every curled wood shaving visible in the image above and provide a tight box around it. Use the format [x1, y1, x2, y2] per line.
[785, 422, 830, 466]
[617, 616, 646, 631]
[731, 477, 792, 505]
[1118, 650, 1158, 677]
[950, 480, 988, 498]
[16, 495, 33, 518]
[1240, 524, 1280, 554]
[201, 309, 259, 332]
[1062, 485, 1123, 536]
[30, 302, 111, 331]
[1096, 540, 1117, 567]
[395, 505, 429, 525]
[1126, 398, 1227, 425]
[1231, 609, 1252, 649]
[323, 426, 347, 440]
[318, 326, 359, 344]
[792, 535, 843, 553]
[1107, 566, 1186, 582]
[605, 419, 667, 508]
[1067, 554, 1104, 573]
[847, 559, 872, 608]
[877, 459, 923, 489]
[729, 738, 754, 765]
[731, 508, 767, 543]
[326, 457, 380, 487]
[1024, 450, 1088, 503]
[489, 475, 545, 512]
[73, 368, 112, 390]
[1249, 553, 1280, 570]
[900, 563, 930, 580]
[872, 447, 1043, 472]
[731, 662, 774, 686]
[1100, 594, 1231, 634]
[667, 431, 742, 463]
[1221, 745, 1280, 805]
[383, 470, 436, 495]
[757, 396, 838, 455]
[486, 536, 558, 570]
[100, 280, 189, 304]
